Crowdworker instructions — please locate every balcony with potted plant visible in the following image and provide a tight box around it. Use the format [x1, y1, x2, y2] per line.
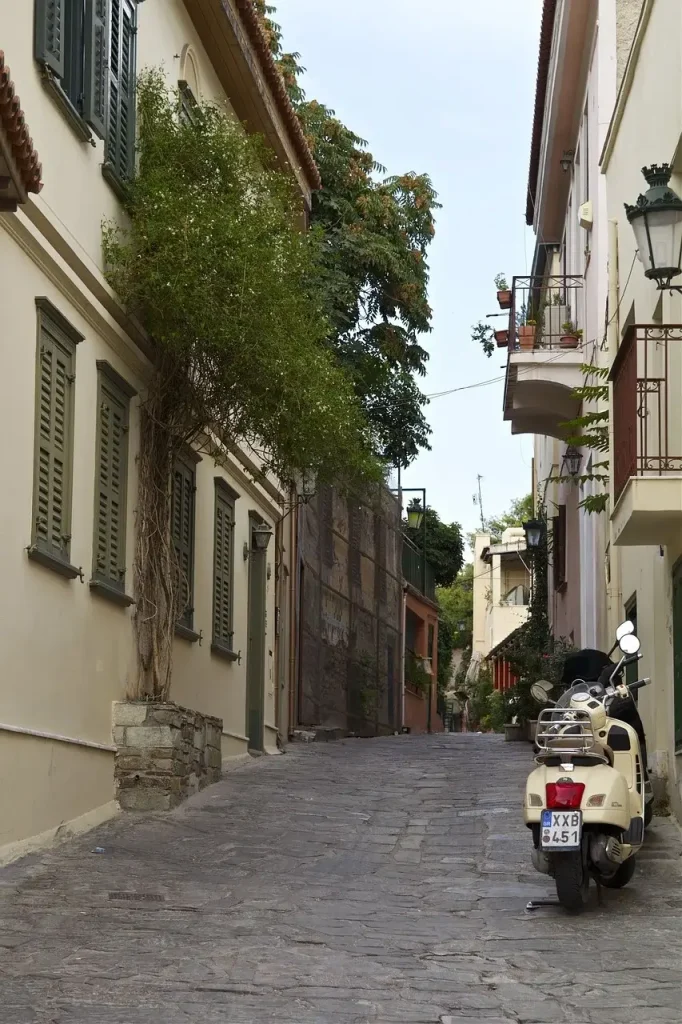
[502, 273, 586, 439]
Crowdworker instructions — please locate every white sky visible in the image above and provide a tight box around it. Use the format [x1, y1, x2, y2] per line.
[278, 0, 542, 535]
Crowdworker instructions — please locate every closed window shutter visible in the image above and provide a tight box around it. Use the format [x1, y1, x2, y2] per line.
[33, 326, 74, 562]
[106, 0, 137, 182]
[83, 0, 109, 138]
[213, 492, 234, 648]
[94, 375, 129, 587]
[35, 0, 66, 78]
[172, 459, 195, 629]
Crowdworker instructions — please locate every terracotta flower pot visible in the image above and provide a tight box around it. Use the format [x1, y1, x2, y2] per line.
[497, 289, 512, 309]
[560, 334, 580, 349]
[518, 325, 536, 350]
[494, 329, 508, 348]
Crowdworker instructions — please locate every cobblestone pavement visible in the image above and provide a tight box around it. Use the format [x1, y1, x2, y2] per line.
[2, 734, 682, 1023]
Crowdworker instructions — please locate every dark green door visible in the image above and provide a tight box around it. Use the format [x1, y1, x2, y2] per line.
[673, 562, 682, 752]
[246, 522, 267, 752]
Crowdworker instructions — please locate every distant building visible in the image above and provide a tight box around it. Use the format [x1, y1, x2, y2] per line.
[472, 528, 531, 690]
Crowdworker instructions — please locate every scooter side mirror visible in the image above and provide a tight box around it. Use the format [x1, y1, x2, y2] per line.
[616, 620, 635, 642]
[619, 633, 641, 656]
[531, 682, 551, 703]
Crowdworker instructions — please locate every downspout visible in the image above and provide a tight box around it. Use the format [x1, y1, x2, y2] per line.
[288, 489, 298, 737]
[607, 218, 621, 640]
[400, 585, 407, 731]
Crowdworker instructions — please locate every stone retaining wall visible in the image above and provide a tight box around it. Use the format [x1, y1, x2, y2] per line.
[112, 702, 223, 811]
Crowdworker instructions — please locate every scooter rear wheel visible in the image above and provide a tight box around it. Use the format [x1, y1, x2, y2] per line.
[554, 851, 590, 911]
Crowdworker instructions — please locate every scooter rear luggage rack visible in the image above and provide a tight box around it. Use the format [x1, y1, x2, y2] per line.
[535, 706, 599, 758]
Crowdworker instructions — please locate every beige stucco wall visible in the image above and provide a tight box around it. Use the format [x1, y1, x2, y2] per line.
[602, 0, 682, 812]
[472, 533, 530, 658]
[0, 0, 300, 857]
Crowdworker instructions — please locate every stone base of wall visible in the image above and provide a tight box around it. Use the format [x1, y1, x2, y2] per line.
[112, 702, 223, 812]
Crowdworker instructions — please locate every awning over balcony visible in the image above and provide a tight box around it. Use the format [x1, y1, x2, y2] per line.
[0, 50, 42, 211]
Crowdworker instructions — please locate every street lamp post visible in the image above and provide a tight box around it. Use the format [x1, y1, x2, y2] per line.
[403, 489, 427, 595]
[625, 164, 682, 291]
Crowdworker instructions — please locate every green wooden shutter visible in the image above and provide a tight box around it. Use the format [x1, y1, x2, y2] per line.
[172, 459, 196, 629]
[83, 0, 109, 138]
[213, 490, 235, 648]
[106, 0, 137, 182]
[35, 0, 66, 78]
[33, 322, 75, 562]
[93, 370, 130, 588]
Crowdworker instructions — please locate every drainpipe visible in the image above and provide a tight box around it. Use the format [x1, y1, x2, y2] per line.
[288, 489, 298, 737]
[400, 585, 407, 731]
[607, 218, 621, 640]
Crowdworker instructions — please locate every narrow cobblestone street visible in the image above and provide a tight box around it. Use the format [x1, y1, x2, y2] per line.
[2, 734, 682, 1023]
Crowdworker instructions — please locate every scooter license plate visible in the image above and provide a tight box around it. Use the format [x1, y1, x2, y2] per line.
[540, 810, 582, 850]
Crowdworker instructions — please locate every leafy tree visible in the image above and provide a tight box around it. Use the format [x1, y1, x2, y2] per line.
[405, 506, 464, 587]
[254, 2, 439, 468]
[104, 71, 378, 699]
[483, 494, 534, 542]
[437, 563, 474, 649]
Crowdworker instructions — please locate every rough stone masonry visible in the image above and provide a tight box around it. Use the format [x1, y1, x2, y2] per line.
[112, 700, 222, 811]
[1, 734, 681, 1023]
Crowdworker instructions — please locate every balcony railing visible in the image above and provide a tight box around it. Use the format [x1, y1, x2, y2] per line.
[507, 275, 585, 352]
[612, 325, 682, 501]
[402, 537, 436, 601]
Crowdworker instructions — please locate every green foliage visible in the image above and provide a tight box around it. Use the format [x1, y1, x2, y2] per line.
[437, 563, 474, 649]
[472, 320, 495, 358]
[491, 508, 575, 722]
[562, 364, 610, 515]
[470, 494, 533, 548]
[436, 615, 454, 692]
[254, 3, 438, 468]
[494, 273, 509, 290]
[405, 650, 432, 695]
[466, 670, 494, 731]
[405, 506, 464, 587]
[103, 70, 376, 484]
[487, 688, 509, 733]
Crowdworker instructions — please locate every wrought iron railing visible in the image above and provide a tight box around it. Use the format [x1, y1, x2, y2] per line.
[402, 537, 436, 601]
[611, 325, 682, 501]
[507, 275, 585, 352]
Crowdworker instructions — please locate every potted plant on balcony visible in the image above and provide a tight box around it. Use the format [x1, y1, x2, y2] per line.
[560, 320, 582, 349]
[494, 329, 509, 347]
[495, 273, 512, 309]
[518, 318, 536, 350]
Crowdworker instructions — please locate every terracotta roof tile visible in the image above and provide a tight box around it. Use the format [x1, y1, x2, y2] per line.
[0, 50, 42, 197]
[233, 1, 321, 191]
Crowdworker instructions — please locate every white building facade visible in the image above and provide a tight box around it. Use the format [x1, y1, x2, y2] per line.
[0, 0, 316, 861]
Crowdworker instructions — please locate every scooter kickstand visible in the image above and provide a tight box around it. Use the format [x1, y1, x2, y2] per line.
[525, 898, 562, 911]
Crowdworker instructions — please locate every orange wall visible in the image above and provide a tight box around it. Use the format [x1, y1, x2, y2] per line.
[404, 591, 440, 733]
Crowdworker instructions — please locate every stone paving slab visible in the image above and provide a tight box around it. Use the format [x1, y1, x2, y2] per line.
[1, 734, 681, 1022]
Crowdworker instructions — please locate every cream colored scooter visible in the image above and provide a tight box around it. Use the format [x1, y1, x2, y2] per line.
[524, 623, 651, 911]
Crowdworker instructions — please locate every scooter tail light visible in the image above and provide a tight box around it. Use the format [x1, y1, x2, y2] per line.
[586, 794, 606, 808]
[546, 782, 585, 809]
[527, 793, 543, 807]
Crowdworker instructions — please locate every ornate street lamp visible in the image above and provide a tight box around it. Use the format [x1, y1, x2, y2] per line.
[244, 522, 273, 560]
[406, 497, 425, 530]
[625, 164, 682, 290]
[564, 445, 582, 478]
[523, 518, 546, 551]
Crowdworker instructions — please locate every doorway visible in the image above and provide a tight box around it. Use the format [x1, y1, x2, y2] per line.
[673, 561, 682, 753]
[246, 517, 268, 752]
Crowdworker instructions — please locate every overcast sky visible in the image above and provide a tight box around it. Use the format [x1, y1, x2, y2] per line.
[278, 0, 542, 536]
